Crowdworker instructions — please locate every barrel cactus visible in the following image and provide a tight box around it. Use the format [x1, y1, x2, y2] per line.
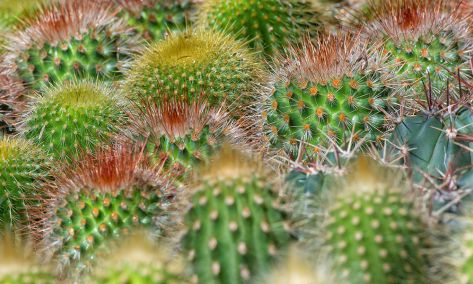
[21, 80, 127, 161]
[0, 137, 49, 233]
[31, 145, 176, 276]
[125, 29, 264, 115]
[89, 231, 186, 283]
[115, 0, 196, 41]
[181, 148, 292, 283]
[1, 0, 139, 93]
[0, 234, 56, 284]
[260, 32, 393, 170]
[365, 0, 472, 96]
[300, 157, 433, 283]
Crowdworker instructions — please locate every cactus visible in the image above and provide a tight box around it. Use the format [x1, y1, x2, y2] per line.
[260, 32, 393, 169]
[181, 148, 291, 284]
[129, 97, 248, 179]
[31, 145, 175, 276]
[301, 157, 432, 284]
[197, 0, 321, 57]
[89, 231, 187, 283]
[0, 233, 56, 284]
[365, 0, 472, 96]
[125, 29, 263, 114]
[0, 137, 49, 233]
[1, 0, 139, 93]
[115, 0, 196, 41]
[21, 80, 127, 161]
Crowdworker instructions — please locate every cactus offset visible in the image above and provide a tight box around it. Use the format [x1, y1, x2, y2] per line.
[1, 0, 139, 92]
[300, 157, 433, 283]
[21, 80, 127, 161]
[31, 145, 175, 276]
[181, 148, 291, 284]
[365, 0, 472, 96]
[125, 29, 263, 114]
[89, 231, 186, 283]
[116, 0, 196, 41]
[260, 32, 392, 169]
[0, 137, 49, 233]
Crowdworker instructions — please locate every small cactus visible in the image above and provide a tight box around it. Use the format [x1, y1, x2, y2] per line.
[181, 147, 292, 284]
[260, 32, 393, 169]
[300, 157, 433, 283]
[115, 0, 196, 41]
[88, 231, 187, 283]
[31, 145, 176, 276]
[1, 0, 139, 92]
[125, 29, 264, 115]
[0, 137, 49, 233]
[21, 80, 128, 161]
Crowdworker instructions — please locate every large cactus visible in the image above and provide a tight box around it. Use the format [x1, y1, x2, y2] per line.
[0, 137, 49, 233]
[1, 0, 139, 92]
[31, 145, 175, 276]
[181, 148, 292, 284]
[21, 80, 127, 161]
[260, 32, 393, 169]
[124, 29, 264, 115]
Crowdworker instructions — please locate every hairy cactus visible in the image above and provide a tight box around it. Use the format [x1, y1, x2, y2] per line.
[181, 148, 291, 284]
[89, 231, 186, 283]
[31, 145, 176, 276]
[1, 0, 139, 92]
[0, 234, 56, 284]
[300, 157, 433, 283]
[0, 137, 49, 233]
[129, 97, 249, 179]
[365, 0, 472, 96]
[115, 0, 196, 41]
[260, 32, 393, 170]
[21, 80, 127, 161]
[125, 29, 263, 114]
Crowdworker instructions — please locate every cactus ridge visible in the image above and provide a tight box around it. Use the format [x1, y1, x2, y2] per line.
[21, 80, 127, 161]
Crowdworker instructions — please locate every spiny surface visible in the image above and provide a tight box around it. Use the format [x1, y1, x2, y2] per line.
[182, 150, 291, 284]
[125, 29, 262, 113]
[117, 0, 195, 41]
[2, 0, 138, 92]
[0, 138, 49, 232]
[22, 81, 127, 161]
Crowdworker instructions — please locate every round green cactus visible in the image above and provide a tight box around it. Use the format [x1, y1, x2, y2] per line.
[182, 148, 291, 284]
[197, 0, 320, 57]
[89, 232, 187, 284]
[21, 80, 127, 161]
[0, 137, 49, 233]
[1, 0, 138, 92]
[116, 0, 196, 41]
[366, 0, 472, 95]
[304, 157, 432, 284]
[34, 146, 175, 275]
[125, 29, 263, 113]
[261, 33, 392, 168]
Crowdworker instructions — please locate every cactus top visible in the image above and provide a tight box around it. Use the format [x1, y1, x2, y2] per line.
[125, 29, 263, 110]
[1, 0, 139, 91]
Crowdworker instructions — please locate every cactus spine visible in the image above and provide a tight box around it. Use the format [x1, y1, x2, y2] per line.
[181, 148, 291, 283]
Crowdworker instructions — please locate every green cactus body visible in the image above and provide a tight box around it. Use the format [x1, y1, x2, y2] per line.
[22, 81, 126, 161]
[182, 155, 291, 283]
[0, 270, 56, 284]
[390, 108, 473, 186]
[92, 263, 183, 284]
[324, 189, 429, 283]
[0, 138, 49, 232]
[118, 0, 195, 41]
[264, 74, 390, 161]
[198, 0, 318, 57]
[125, 29, 263, 111]
[2, 0, 137, 92]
